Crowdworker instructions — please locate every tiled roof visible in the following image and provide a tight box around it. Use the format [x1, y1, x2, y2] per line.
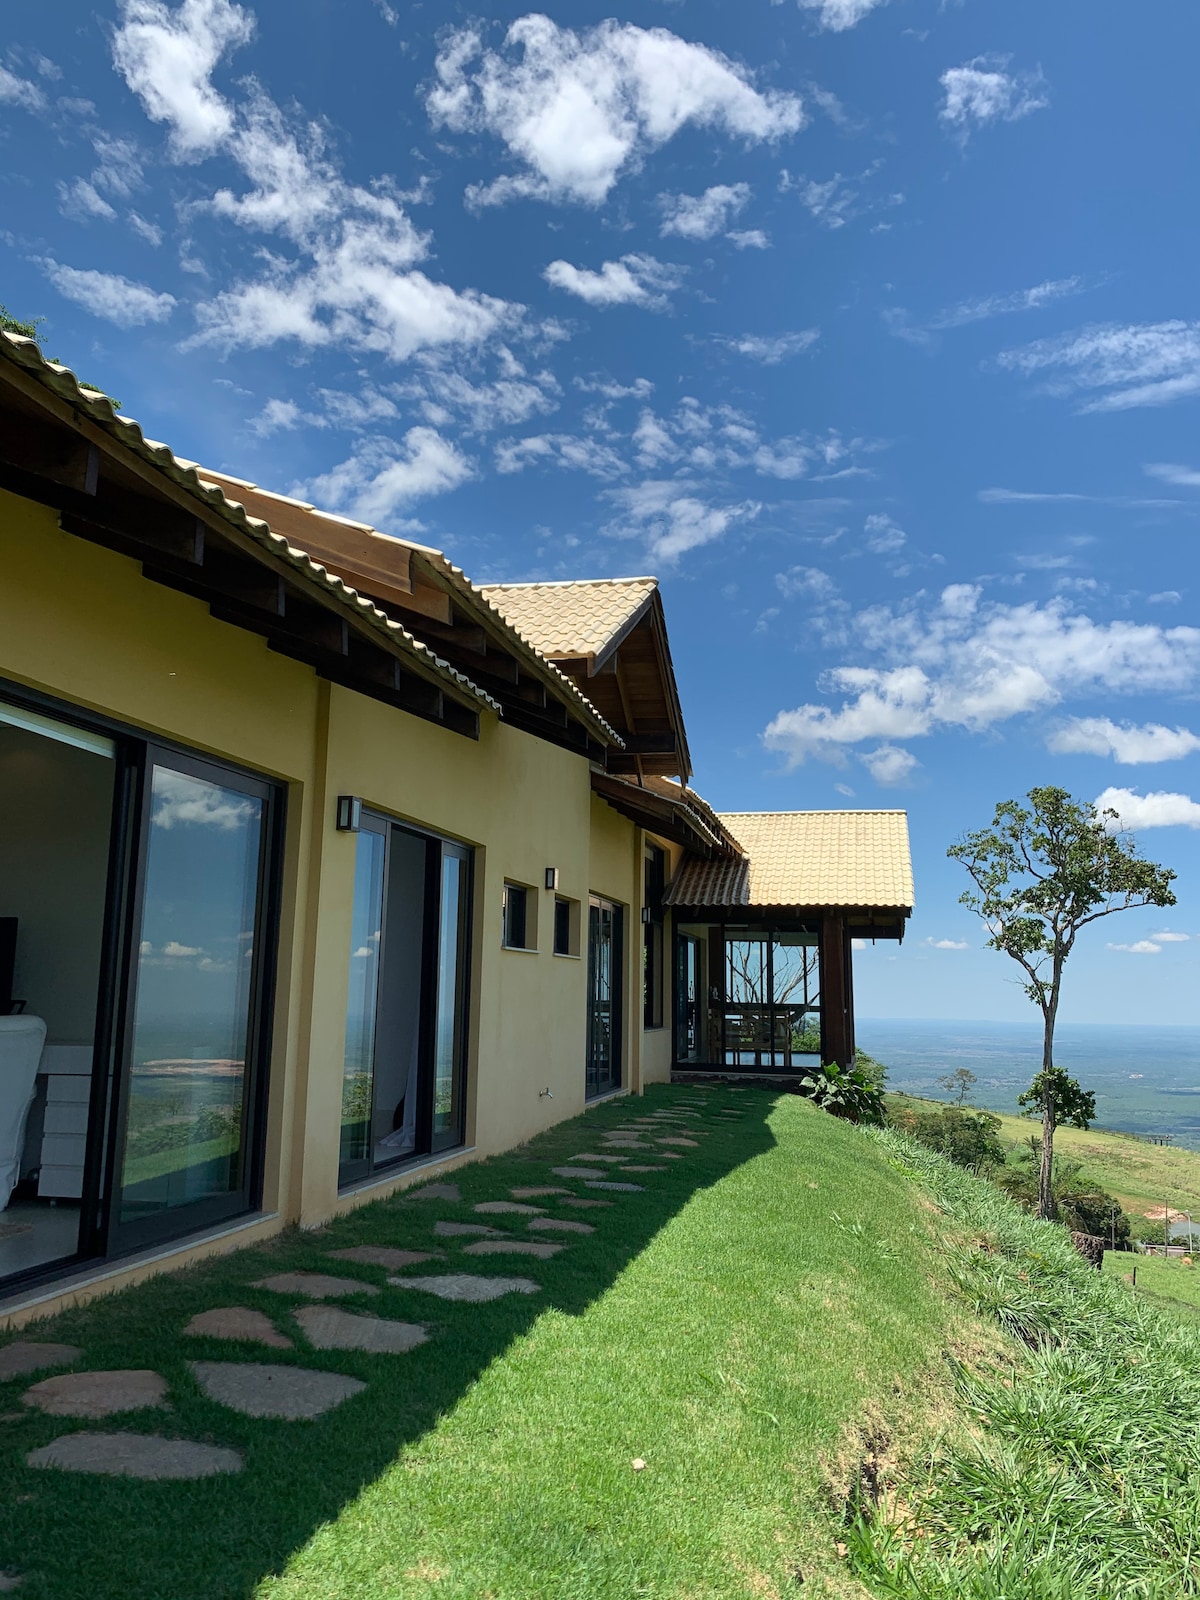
[665, 810, 914, 911]
[0, 333, 500, 714]
[478, 578, 658, 662]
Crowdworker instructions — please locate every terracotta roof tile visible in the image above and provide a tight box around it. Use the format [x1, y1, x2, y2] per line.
[478, 578, 657, 661]
[665, 810, 914, 911]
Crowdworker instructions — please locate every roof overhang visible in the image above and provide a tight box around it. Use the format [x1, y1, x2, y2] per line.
[591, 771, 731, 858]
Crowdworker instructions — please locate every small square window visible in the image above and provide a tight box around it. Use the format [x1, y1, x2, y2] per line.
[502, 882, 537, 950]
[553, 895, 581, 957]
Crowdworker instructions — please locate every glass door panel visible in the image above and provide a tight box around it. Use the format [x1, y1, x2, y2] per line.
[341, 821, 386, 1174]
[586, 897, 622, 1098]
[371, 827, 427, 1167]
[432, 846, 470, 1152]
[117, 758, 271, 1239]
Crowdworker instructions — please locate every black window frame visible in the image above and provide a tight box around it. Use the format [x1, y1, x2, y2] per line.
[502, 881, 531, 951]
[643, 844, 666, 1030]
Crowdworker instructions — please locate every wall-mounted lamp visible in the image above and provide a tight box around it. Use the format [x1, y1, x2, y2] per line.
[336, 795, 363, 833]
[640, 905, 652, 924]
[544, 867, 558, 891]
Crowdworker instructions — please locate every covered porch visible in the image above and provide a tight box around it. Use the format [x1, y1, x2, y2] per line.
[664, 810, 913, 1076]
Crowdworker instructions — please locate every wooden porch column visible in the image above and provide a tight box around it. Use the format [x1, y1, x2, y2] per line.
[820, 911, 851, 1069]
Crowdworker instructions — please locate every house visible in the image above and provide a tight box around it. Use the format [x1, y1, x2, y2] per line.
[0, 330, 913, 1327]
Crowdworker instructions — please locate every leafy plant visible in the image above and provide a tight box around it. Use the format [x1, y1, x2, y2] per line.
[0, 300, 121, 407]
[797, 1059, 886, 1125]
[888, 1103, 1005, 1173]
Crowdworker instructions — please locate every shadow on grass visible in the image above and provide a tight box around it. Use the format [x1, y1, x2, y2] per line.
[0, 1083, 778, 1600]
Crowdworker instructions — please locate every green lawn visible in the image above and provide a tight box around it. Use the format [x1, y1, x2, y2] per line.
[1103, 1248, 1200, 1318]
[0, 1087, 959, 1600]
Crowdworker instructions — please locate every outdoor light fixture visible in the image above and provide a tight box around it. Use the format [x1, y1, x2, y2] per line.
[336, 795, 362, 833]
[545, 867, 558, 891]
[641, 905, 652, 924]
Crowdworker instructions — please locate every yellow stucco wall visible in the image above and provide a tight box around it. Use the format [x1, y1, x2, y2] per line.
[0, 489, 650, 1322]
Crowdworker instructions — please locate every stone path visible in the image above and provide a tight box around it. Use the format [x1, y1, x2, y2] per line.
[329, 1246, 439, 1269]
[23, 1370, 166, 1419]
[552, 1166, 605, 1180]
[560, 1197, 611, 1209]
[0, 1342, 80, 1381]
[184, 1307, 291, 1348]
[27, 1432, 243, 1480]
[586, 1180, 643, 1193]
[253, 1272, 380, 1300]
[434, 1221, 504, 1237]
[392, 1273, 540, 1303]
[528, 1218, 593, 1235]
[294, 1307, 428, 1354]
[569, 1153, 628, 1164]
[474, 1201, 543, 1215]
[463, 1240, 561, 1259]
[511, 1186, 568, 1199]
[190, 1361, 365, 1420]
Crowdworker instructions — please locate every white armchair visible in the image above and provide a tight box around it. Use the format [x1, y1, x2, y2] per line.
[0, 1015, 45, 1210]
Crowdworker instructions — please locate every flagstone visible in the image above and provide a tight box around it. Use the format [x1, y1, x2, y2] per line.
[570, 1153, 628, 1164]
[392, 1274, 540, 1303]
[585, 1181, 644, 1193]
[434, 1221, 505, 1237]
[474, 1201, 544, 1215]
[253, 1272, 380, 1300]
[511, 1186, 569, 1199]
[0, 1343, 81, 1382]
[552, 1166, 605, 1179]
[327, 1246, 440, 1269]
[294, 1306, 428, 1354]
[183, 1308, 291, 1348]
[462, 1240, 562, 1259]
[622, 1165, 667, 1173]
[559, 1197, 612, 1208]
[27, 1431, 243, 1480]
[405, 1183, 461, 1202]
[528, 1217, 594, 1235]
[657, 1136, 699, 1148]
[23, 1370, 166, 1419]
[190, 1361, 365, 1420]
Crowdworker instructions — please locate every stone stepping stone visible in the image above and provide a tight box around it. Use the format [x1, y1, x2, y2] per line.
[183, 1308, 291, 1349]
[552, 1166, 605, 1180]
[252, 1272, 380, 1300]
[560, 1197, 612, 1209]
[600, 1140, 650, 1150]
[570, 1153, 628, 1164]
[434, 1221, 505, 1238]
[27, 1432, 242, 1480]
[0, 1572, 20, 1592]
[406, 1182, 461, 1202]
[657, 1136, 699, 1148]
[0, 1342, 81, 1382]
[391, 1274, 540, 1303]
[462, 1240, 562, 1259]
[528, 1217, 594, 1235]
[294, 1306, 428, 1354]
[658, 1152, 683, 1160]
[474, 1201, 544, 1215]
[586, 1181, 643, 1193]
[328, 1246, 440, 1269]
[23, 1370, 166, 1419]
[511, 1186, 568, 1199]
[190, 1361, 364, 1420]
[622, 1165, 667, 1173]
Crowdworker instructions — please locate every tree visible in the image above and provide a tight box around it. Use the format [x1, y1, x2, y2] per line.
[937, 1066, 977, 1104]
[949, 786, 1176, 1220]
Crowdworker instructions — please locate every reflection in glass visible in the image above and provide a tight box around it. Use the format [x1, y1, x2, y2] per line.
[119, 765, 264, 1224]
[586, 899, 621, 1098]
[433, 850, 468, 1148]
[341, 827, 385, 1169]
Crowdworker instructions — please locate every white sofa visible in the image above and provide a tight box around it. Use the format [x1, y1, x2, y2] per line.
[0, 1014, 45, 1210]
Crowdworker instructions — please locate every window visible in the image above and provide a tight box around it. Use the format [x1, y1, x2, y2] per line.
[340, 813, 472, 1187]
[643, 844, 666, 1029]
[553, 896, 580, 957]
[502, 881, 538, 951]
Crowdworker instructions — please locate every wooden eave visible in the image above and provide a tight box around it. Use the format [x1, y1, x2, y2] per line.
[0, 336, 496, 738]
[591, 770, 731, 858]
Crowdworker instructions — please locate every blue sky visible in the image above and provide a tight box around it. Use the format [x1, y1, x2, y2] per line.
[3, 0, 1200, 1026]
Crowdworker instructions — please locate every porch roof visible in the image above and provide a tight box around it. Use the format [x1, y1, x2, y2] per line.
[665, 809, 914, 916]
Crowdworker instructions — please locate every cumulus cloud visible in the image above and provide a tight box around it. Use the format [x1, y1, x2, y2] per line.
[543, 253, 682, 309]
[0, 64, 47, 112]
[864, 512, 906, 554]
[113, 0, 254, 159]
[58, 179, 118, 222]
[605, 479, 760, 562]
[923, 937, 969, 950]
[1047, 718, 1200, 764]
[659, 183, 749, 240]
[792, 0, 888, 28]
[860, 743, 919, 785]
[302, 427, 473, 525]
[153, 770, 256, 829]
[713, 329, 819, 363]
[940, 57, 1048, 137]
[494, 433, 627, 479]
[428, 15, 803, 207]
[1107, 940, 1164, 955]
[763, 587, 1200, 770]
[998, 322, 1200, 413]
[1095, 787, 1200, 831]
[776, 566, 837, 601]
[42, 260, 177, 324]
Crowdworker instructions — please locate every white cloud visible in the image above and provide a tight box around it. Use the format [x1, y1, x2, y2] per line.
[659, 183, 749, 240]
[1106, 940, 1163, 955]
[543, 253, 682, 309]
[888, 278, 1084, 344]
[397, 356, 559, 433]
[978, 488, 1178, 508]
[763, 587, 1200, 768]
[1149, 591, 1183, 606]
[605, 479, 760, 563]
[940, 57, 1049, 136]
[162, 939, 202, 958]
[860, 743, 919, 785]
[1095, 787, 1200, 832]
[1047, 718, 1200, 764]
[429, 16, 803, 207]
[58, 179, 118, 222]
[41, 260, 177, 324]
[1145, 463, 1200, 488]
[776, 566, 837, 600]
[998, 322, 1200, 413]
[864, 512, 906, 554]
[249, 397, 306, 437]
[727, 228, 770, 250]
[494, 433, 627, 479]
[792, 0, 888, 29]
[129, 211, 164, 245]
[922, 937, 969, 950]
[714, 329, 819, 363]
[1153, 932, 1191, 943]
[153, 770, 255, 830]
[0, 64, 47, 112]
[112, 0, 254, 159]
[575, 374, 654, 400]
[303, 427, 473, 526]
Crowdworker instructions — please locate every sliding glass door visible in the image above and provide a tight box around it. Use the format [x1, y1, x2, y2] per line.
[340, 814, 472, 1187]
[586, 897, 622, 1099]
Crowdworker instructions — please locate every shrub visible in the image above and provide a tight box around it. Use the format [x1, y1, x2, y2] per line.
[888, 1103, 1006, 1173]
[797, 1059, 886, 1125]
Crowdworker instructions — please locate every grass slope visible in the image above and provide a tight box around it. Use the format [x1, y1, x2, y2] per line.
[1, 1087, 956, 1600]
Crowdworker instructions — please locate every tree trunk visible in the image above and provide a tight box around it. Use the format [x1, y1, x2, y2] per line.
[1038, 991, 1059, 1221]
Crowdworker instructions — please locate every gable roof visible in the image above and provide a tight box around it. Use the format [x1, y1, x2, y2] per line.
[478, 578, 658, 664]
[665, 810, 914, 914]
